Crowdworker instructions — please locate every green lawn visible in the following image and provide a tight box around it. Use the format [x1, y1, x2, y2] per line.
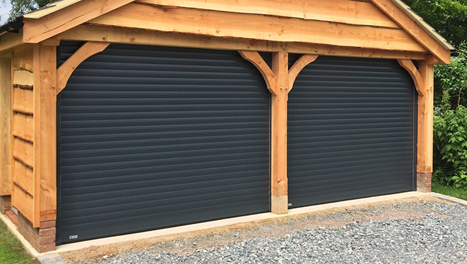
[432, 182, 467, 201]
[0, 220, 39, 264]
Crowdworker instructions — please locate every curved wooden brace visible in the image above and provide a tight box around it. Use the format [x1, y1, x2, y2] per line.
[397, 59, 425, 97]
[288, 54, 318, 93]
[57, 41, 110, 94]
[238, 50, 277, 96]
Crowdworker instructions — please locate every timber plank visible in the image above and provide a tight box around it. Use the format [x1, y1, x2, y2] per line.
[12, 184, 34, 223]
[13, 137, 33, 169]
[0, 58, 11, 196]
[60, 25, 428, 60]
[13, 69, 34, 87]
[12, 45, 34, 72]
[89, 4, 427, 53]
[22, 0, 135, 43]
[12, 160, 33, 196]
[12, 113, 33, 143]
[136, 0, 400, 29]
[12, 87, 33, 114]
[417, 63, 434, 173]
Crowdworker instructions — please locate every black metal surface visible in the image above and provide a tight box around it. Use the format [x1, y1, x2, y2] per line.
[56, 42, 271, 244]
[288, 56, 416, 208]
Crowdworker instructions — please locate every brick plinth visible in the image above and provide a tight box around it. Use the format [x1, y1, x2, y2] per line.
[17, 213, 56, 253]
[417, 172, 432, 193]
[0, 195, 11, 214]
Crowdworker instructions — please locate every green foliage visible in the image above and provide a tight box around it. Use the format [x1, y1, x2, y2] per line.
[404, 0, 467, 48]
[2, 0, 54, 21]
[433, 92, 467, 189]
[434, 42, 467, 108]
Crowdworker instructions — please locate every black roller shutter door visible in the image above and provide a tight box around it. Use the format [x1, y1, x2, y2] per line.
[288, 56, 416, 208]
[56, 42, 270, 244]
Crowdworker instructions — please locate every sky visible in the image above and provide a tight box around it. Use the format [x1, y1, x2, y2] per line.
[0, 1, 11, 24]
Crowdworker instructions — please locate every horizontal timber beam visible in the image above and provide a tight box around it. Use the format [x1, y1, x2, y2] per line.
[22, 0, 135, 43]
[0, 32, 23, 54]
[88, 3, 427, 53]
[60, 25, 428, 61]
[136, 0, 400, 29]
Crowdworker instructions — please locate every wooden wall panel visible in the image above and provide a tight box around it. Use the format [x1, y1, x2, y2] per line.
[11, 184, 34, 222]
[0, 58, 11, 196]
[13, 138, 34, 169]
[12, 160, 33, 195]
[12, 113, 34, 142]
[12, 87, 34, 114]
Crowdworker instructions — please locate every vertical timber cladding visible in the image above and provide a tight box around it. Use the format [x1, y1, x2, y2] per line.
[288, 56, 416, 208]
[56, 42, 270, 244]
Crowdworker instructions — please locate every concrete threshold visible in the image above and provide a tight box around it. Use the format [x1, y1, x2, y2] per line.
[50, 191, 426, 254]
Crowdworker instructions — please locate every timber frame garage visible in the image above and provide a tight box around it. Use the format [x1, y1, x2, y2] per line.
[0, 0, 453, 252]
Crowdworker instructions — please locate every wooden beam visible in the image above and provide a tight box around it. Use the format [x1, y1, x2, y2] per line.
[22, 0, 135, 43]
[89, 3, 427, 53]
[397, 59, 425, 97]
[288, 55, 318, 92]
[57, 41, 110, 94]
[238, 51, 277, 96]
[33, 42, 58, 225]
[0, 57, 11, 196]
[60, 25, 428, 60]
[0, 33, 23, 54]
[371, 0, 451, 64]
[136, 0, 400, 29]
[417, 62, 434, 174]
[270, 52, 289, 214]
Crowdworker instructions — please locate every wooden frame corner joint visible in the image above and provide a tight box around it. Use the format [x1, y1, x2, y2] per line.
[288, 54, 318, 93]
[397, 59, 425, 97]
[238, 50, 277, 95]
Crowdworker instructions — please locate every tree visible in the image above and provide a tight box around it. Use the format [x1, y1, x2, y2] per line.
[403, 0, 467, 48]
[3, 0, 54, 21]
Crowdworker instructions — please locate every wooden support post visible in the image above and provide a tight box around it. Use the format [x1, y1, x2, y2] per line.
[0, 57, 11, 196]
[33, 40, 58, 225]
[271, 52, 289, 214]
[417, 62, 434, 192]
[240, 51, 318, 214]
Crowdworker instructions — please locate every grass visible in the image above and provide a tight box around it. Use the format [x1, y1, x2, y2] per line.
[432, 181, 467, 201]
[0, 220, 39, 264]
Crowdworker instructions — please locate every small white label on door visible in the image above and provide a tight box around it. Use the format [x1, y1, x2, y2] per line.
[69, 235, 78, 240]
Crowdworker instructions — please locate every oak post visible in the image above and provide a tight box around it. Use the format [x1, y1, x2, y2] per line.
[416, 62, 434, 192]
[271, 52, 289, 214]
[33, 40, 58, 226]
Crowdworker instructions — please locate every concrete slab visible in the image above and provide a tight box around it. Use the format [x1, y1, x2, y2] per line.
[37, 254, 67, 264]
[52, 191, 427, 254]
[431, 192, 467, 206]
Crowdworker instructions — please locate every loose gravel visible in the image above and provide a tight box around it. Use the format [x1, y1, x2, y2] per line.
[69, 200, 467, 264]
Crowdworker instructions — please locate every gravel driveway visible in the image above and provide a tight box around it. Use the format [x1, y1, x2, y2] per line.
[66, 197, 467, 264]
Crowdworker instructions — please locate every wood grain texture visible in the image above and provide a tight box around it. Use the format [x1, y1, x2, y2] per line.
[12, 160, 33, 195]
[57, 41, 110, 94]
[0, 32, 23, 54]
[371, 0, 451, 64]
[271, 52, 289, 214]
[0, 58, 11, 196]
[60, 25, 428, 60]
[12, 113, 33, 143]
[12, 138, 33, 169]
[288, 54, 318, 92]
[12, 184, 34, 223]
[34, 44, 58, 223]
[238, 50, 277, 95]
[398, 59, 424, 96]
[22, 0, 135, 43]
[417, 62, 434, 173]
[89, 3, 427, 53]
[12, 87, 33, 114]
[12, 45, 34, 72]
[136, 0, 400, 29]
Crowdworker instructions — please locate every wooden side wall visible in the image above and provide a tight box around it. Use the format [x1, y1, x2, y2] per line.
[0, 57, 12, 196]
[11, 45, 35, 223]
